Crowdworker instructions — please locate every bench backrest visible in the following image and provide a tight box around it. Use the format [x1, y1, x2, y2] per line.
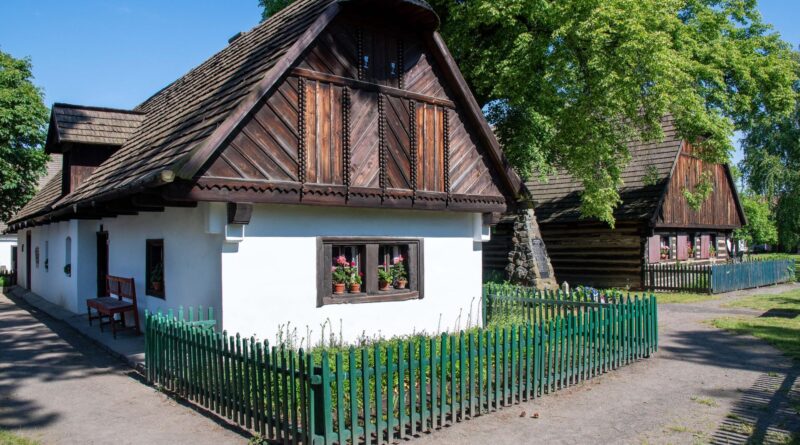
[106, 275, 136, 304]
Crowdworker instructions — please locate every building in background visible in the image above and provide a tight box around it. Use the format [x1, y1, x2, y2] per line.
[528, 115, 746, 289]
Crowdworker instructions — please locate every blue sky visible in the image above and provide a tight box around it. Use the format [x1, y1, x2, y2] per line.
[1, 0, 798, 163]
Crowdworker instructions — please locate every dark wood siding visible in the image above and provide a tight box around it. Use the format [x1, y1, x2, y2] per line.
[540, 221, 647, 289]
[198, 11, 507, 211]
[656, 152, 743, 229]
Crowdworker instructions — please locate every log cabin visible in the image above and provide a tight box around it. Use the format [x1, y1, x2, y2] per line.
[5, 0, 527, 341]
[526, 115, 746, 289]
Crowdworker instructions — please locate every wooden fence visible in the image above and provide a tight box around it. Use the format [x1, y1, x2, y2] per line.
[145, 286, 658, 445]
[710, 259, 795, 293]
[643, 259, 795, 294]
[643, 263, 712, 293]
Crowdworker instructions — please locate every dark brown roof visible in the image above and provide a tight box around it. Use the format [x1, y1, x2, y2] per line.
[530, 115, 683, 224]
[58, 0, 337, 207]
[48, 104, 144, 148]
[8, 170, 63, 225]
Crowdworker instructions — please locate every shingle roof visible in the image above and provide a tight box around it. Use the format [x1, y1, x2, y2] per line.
[49, 104, 144, 147]
[1, 156, 62, 232]
[57, 0, 336, 207]
[7, 170, 63, 225]
[529, 115, 683, 224]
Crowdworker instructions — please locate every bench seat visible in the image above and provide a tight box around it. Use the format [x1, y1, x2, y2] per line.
[87, 275, 140, 338]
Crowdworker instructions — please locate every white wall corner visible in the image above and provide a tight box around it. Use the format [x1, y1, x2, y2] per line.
[224, 224, 246, 244]
[204, 202, 227, 235]
[472, 213, 491, 242]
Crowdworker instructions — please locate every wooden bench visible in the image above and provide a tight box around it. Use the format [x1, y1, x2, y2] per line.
[86, 275, 141, 338]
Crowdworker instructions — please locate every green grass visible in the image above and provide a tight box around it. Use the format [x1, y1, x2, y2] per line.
[712, 288, 800, 361]
[690, 395, 719, 407]
[0, 429, 39, 445]
[655, 292, 719, 304]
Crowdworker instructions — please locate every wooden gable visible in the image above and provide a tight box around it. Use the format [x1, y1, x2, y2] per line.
[198, 11, 511, 213]
[654, 144, 745, 229]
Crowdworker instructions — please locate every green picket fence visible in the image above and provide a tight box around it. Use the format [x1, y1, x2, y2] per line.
[145, 287, 658, 445]
[145, 307, 311, 444]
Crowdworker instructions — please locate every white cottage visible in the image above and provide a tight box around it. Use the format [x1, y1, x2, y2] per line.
[6, 0, 526, 342]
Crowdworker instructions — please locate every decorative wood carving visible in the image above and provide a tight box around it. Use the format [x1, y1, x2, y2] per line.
[444, 107, 450, 201]
[297, 76, 307, 193]
[409, 100, 417, 200]
[378, 93, 387, 198]
[343, 86, 352, 198]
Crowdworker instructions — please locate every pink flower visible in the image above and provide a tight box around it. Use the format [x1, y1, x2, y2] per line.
[350, 261, 356, 267]
[336, 255, 348, 266]
[331, 266, 336, 272]
[393, 255, 404, 265]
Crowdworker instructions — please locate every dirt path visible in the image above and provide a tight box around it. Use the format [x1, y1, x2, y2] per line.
[0, 291, 245, 445]
[413, 283, 800, 445]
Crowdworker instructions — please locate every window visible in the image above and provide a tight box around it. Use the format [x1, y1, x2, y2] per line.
[35, 246, 39, 268]
[64, 237, 72, 276]
[318, 238, 423, 306]
[44, 241, 49, 271]
[146, 239, 165, 298]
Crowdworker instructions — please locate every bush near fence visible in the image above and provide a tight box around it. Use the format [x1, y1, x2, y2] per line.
[643, 259, 795, 294]
[145, 285, 658, 445]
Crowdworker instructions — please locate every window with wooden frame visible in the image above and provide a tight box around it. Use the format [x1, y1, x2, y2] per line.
[317, 238, 423, 306]
[145, 239, 165, 298]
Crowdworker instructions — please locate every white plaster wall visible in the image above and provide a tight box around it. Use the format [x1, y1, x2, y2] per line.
[27, 221, 81, 312]
[100, 206, 222, 324]
[0, 235, 17, 271]
[221, 204, 484, 344]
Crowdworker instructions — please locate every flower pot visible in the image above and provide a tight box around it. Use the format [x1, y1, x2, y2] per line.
[333, 283, 346, 294]
[395, 279, 407, 289]
[349, 283, 361, 293]
[379, 280, 391, 291]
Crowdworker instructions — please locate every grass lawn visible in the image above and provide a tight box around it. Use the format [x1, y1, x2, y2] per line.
[0, 430, 39, 445]
[655, 292, 719, 304]
[712, 288, 800, 361]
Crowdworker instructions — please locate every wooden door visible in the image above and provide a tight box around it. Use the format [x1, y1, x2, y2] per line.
[96, 232, 109, 297]
[25, 231, 31, 289]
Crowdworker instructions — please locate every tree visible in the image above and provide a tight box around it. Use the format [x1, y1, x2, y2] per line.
[263, 0, 798, 226]
[259, 0, 294, 20]
[740, 52, 800, 251]
[733, 193, 778, 247]
[0, 50, 49, 223]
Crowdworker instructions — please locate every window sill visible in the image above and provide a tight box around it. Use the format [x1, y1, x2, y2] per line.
[321, 290, 420, 306]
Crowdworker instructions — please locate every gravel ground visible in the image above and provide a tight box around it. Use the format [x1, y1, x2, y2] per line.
[2, 284, 798, 445]
[412, 283, 800, 445]
[0, 291, 245, 445]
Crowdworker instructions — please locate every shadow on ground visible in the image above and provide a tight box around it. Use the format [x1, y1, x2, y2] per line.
[711, 370, 800, 444]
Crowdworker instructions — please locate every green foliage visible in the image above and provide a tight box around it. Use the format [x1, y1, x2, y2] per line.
[641, 165, 661, 187]
[260, 0, 799, 226]
[259, 0, 294, 20]
[681, 170, 714, 211]
[741, 54, 800, 252]
[0, 50, 49, 222]
[734, 193, 778, 246]
[377, 266, 393, 283]
[428, 0, 797, 226]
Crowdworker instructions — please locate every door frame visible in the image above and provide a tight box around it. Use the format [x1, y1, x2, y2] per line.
[96, 231, 109, 297]
[25, 231, 31, 289]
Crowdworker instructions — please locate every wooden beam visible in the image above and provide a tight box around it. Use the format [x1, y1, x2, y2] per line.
[291, 67, 457, 108]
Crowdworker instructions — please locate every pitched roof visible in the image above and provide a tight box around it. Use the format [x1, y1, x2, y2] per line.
[529, 115, 683, 224]
[2, 156, 62, 232]
[58, 0, 338, 207]
[7, 170, 63, 225]
[47, 104, 144, 149]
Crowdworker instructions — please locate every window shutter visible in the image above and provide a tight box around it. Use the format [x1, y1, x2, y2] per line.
[648, 235, 661, 263]
[700, 235, 710, 259]
[677, 235, 688, 260]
